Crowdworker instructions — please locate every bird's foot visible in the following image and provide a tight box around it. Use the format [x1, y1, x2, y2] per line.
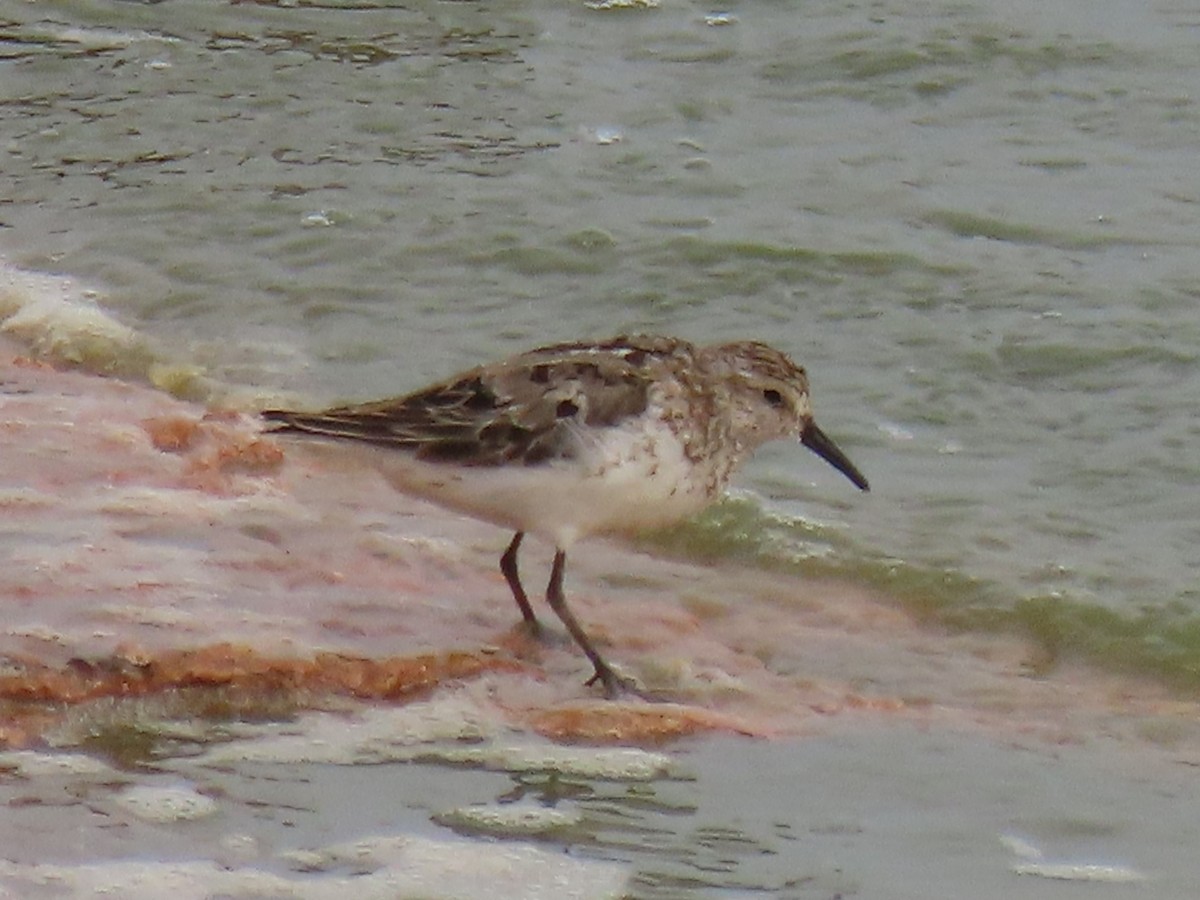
[584, 661, 652, 700]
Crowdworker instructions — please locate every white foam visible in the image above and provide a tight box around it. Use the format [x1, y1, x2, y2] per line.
[1001, 832, 1145, 883]
[1012, 861, 1146, 883]
[0, 262, 151, 373]
[433, 743, 675, 781]
[198, 698, 499, 766]
[195, 698, 675, 780]
[435, 803, 583, 836]
[115, 784, 219, 823]
[0, 750, 118, 779]
[0, 834, 628, 900]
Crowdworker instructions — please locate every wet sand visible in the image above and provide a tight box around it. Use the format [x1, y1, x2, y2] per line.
[3, 346, 1200, 897]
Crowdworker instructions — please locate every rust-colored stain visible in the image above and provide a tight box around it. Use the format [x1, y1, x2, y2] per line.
[143, 413, 285, 482]
[9, 355, 56, 371]
[529, 704, 756, 745]
[143, 415, 204, 453]
[0, 643, 524, 748]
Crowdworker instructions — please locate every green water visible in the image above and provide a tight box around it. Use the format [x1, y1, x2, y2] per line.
[647, 495, 1200, 689]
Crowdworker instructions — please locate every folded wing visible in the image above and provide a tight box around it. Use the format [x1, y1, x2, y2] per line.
[262, 341, 662, 467]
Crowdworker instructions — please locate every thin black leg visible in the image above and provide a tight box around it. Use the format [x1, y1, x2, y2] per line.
[543, 549, 633, 697]
[500, 531, 540, 629]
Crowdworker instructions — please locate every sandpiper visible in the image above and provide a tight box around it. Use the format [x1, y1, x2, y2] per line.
[262, 334, 869, 696]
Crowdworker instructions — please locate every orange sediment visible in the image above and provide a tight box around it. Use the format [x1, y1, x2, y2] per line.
[0, 644, 524, 748]
[529, 704, 760, 745]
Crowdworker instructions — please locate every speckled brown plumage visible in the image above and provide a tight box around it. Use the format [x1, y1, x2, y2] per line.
[263, 334, 869, 697]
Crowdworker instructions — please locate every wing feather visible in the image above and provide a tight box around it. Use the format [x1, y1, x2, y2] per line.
[261, 336, 680, 467]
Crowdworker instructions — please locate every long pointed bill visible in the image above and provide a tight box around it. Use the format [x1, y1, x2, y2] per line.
[801, 422, 870, 492]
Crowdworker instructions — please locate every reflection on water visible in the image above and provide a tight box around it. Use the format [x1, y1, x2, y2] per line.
[4, 705, 1198, 898]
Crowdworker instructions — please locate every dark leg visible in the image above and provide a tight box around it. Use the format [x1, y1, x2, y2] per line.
[543, 549, 635, 698]
[500, 532, 541, 631]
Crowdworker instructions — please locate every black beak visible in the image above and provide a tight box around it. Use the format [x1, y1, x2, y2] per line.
[801, 422, 870, 492]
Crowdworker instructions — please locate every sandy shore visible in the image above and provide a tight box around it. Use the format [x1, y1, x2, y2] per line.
[3, 346, 1200, 897]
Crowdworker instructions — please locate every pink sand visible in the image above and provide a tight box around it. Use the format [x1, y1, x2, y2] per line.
[3, 342, 1199, 752]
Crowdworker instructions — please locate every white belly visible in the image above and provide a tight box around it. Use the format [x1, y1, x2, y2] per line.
[281, 418, 722, 548]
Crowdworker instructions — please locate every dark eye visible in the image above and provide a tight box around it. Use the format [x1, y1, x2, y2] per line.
[762, 388, 784, 407]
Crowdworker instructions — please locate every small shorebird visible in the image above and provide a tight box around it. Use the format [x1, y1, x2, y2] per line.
[262, 334, 869, 696]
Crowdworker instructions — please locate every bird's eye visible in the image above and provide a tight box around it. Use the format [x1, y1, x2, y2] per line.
[762, 388, 785, 407]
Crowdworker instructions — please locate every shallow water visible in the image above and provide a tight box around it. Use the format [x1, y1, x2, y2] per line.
[2, 4, 1199, 670]
[3, 702, 1198, 899]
